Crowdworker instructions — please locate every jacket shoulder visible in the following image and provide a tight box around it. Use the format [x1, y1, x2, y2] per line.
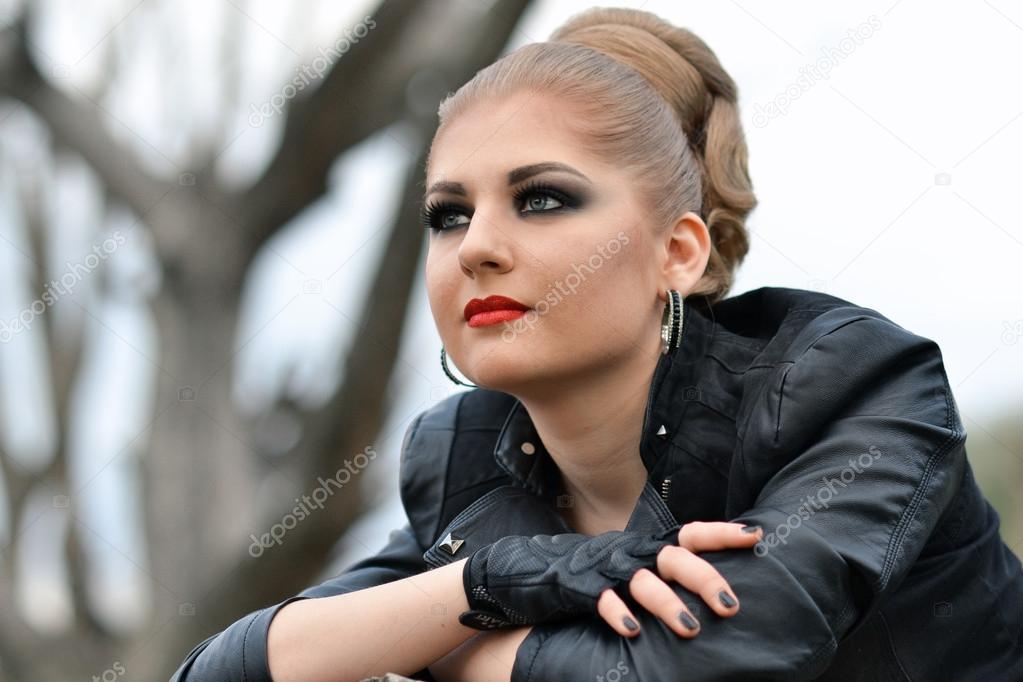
[723, 287, 960, 463]
[714, 286, 924, 364]
[399, 388, 515, 549]
[763, 287, 940, 362]
[731, 287, 963, 498]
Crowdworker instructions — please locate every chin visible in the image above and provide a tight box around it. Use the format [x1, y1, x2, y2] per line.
[459, 347, 526, 386]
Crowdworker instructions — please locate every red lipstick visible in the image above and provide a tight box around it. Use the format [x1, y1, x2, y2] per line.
[464, 295, 530, 328]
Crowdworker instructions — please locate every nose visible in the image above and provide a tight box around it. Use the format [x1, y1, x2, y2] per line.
[457, 205, 515, 279]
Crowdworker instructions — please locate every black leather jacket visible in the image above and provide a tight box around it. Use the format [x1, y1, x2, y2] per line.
[170, 286, 1023, 681]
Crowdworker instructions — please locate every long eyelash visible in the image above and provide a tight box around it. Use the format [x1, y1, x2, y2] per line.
[420, 200, 467, 231]
[511, 180, 577, 209]
[420, 181, 577, 231]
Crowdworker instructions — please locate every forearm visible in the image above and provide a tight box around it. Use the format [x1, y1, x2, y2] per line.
[429, 626, 531, 682]
[267, 557, 475, 681]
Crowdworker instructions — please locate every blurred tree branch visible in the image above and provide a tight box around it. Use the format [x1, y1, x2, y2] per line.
[0, 0, 535, 678]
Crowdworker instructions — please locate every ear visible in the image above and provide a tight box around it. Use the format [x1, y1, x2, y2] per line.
[659, 211, 712, 300]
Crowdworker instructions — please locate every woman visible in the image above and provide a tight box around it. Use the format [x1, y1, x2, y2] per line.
[171, 7, 1023, 681]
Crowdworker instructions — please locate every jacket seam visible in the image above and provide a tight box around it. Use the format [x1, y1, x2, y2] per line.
[671, 443, 730, 482]
[706, 352, 758, 375]
[434, 394, 470, 543]
[772, 316, 868, 446]
[773, 362, 794, 445]
[802, 624, 838, 675]
[879, 377, 963, 588]
[240, 609, 261, 682]
[447, 475, 510, 498]
[877, 610, 912, 681]
[763, 315, 964, 593]
[424, 486, 535, 567]
[801, 593, 855, 678]
[404, 411, 427, 455]
[523, 628, 547, 682]
[687, 395, 737, 423]
[756, 505, 860, 669]
[972, 549, 1019, 650]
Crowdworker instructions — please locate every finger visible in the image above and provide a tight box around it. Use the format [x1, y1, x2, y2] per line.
[628, 568, 701, 638]
[676, 521, 763, 552]
[656, 545, 741, 618]
[597, 588, 641, 638]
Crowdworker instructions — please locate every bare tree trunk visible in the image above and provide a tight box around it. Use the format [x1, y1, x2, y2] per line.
[0, 0, 535, 678]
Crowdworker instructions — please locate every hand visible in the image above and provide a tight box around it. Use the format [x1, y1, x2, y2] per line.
[596, 521, 763, 639]
[458, 524, 684, 630]
[457, 521, 762, 636]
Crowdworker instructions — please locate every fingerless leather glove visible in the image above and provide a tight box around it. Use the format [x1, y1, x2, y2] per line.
[458, 526, 680, 630]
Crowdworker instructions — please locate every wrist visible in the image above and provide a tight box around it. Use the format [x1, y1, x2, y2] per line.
[459, 547, 520, 630]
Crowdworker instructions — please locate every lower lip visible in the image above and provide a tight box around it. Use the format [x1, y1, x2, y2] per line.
[467, 309, 528, 327]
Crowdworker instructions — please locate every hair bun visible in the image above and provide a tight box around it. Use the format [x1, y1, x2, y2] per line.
[431, 7, 756, 303]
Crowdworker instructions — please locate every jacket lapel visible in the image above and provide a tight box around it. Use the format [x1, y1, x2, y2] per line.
[423, 484, 573, 569]
[625, 480, 680, 535]
[423, 479, 680, 570]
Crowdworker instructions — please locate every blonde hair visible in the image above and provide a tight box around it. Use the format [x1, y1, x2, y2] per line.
[428, 7, 756, 304]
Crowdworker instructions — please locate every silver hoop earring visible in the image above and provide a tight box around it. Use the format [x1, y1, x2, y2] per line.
[440, 346, 479, 388]
[661, 289, 684, 355]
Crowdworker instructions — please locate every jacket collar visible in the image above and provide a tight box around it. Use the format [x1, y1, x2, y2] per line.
[492, 294, 716, 498]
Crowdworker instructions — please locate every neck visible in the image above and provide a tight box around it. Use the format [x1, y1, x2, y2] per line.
[514, 344, 663, 534]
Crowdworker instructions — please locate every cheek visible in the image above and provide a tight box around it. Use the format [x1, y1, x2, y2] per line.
[424, 251, 451, 319]
[573, 230, 645, 296]
[562, 232, 652, 334]
[424, 243, 469, 341]
[425, 244, 455, 291]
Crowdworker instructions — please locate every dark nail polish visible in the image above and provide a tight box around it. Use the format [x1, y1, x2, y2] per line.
[719, 590, 737, 608]
[622, 616, 638, 631]
[741, 525, 762, 534]
[678, 611, 699, 631]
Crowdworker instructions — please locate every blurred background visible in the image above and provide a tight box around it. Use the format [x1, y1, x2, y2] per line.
[0, 0, 1020, 679]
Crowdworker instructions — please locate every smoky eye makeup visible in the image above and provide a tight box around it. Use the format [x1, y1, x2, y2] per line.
[419, 178, 589, 232]
[419, 199, 471, 231]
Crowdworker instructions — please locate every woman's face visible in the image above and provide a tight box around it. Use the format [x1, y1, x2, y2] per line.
[423, 90, 704, 393]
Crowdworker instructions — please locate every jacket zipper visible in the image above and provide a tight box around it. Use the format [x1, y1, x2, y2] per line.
[660, 475, 672, 503]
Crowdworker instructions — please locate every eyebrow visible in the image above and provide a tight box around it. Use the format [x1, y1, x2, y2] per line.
[424, 161, 592, 199]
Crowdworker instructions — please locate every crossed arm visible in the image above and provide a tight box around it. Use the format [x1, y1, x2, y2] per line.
[436, 316, 967, 680]
[428, 521, 763, 681]
[173, 316, 965, 681]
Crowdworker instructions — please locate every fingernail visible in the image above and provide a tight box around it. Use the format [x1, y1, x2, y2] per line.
[741, 525, 762, 534]
[719, 590, 737, 608]
[622, 616, 638, 631]
[678, 611, 699, 631]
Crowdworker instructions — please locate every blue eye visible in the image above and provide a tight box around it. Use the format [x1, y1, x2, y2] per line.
[420, 201, 470, 231]
[420, 181, 580, 232]
[513, 181, 574, 213]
